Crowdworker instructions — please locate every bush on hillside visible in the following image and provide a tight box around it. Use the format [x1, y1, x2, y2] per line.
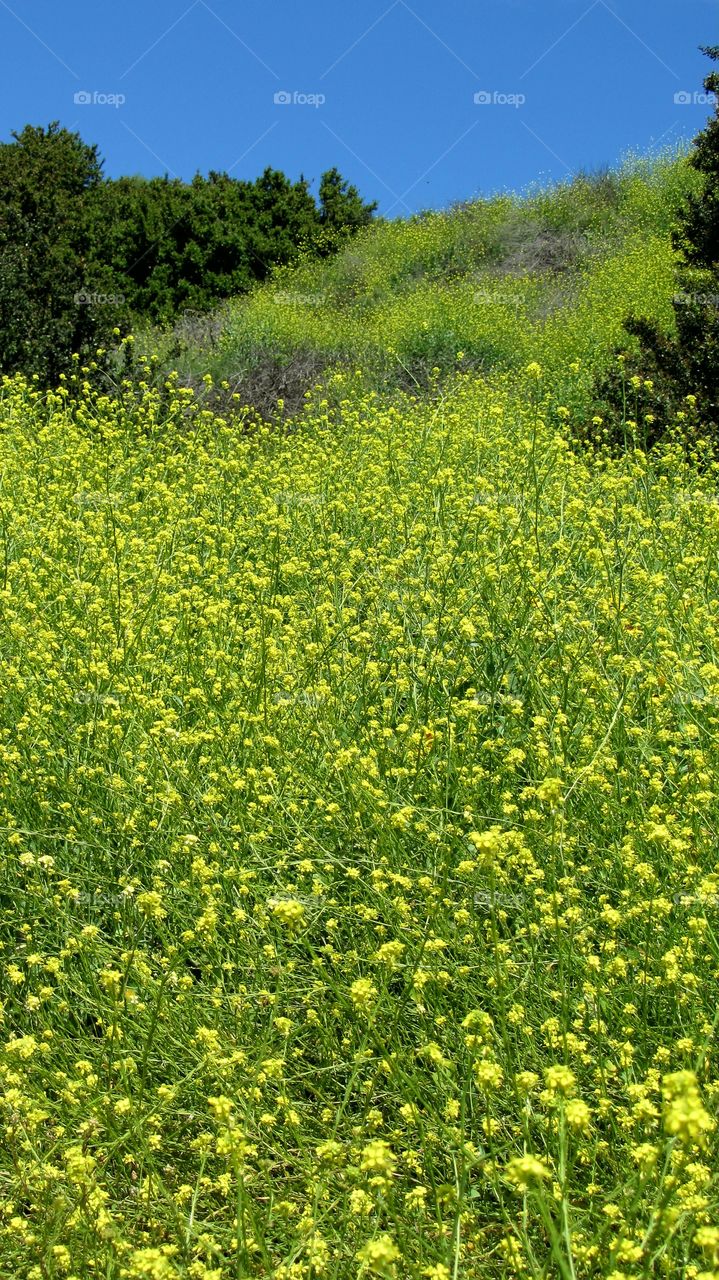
[594, 47, 719, 444]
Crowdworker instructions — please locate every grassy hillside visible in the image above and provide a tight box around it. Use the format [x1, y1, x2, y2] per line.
[1, 152, 719, 1279]
[141, 150, 698, 419]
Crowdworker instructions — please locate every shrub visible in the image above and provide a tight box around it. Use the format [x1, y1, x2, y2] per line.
[593, 47, 719, 445]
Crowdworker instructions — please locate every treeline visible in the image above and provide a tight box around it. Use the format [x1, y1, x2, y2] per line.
[0, 123, 376, 384]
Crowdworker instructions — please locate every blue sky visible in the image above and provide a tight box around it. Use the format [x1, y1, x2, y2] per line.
[0, 0, 715, 215]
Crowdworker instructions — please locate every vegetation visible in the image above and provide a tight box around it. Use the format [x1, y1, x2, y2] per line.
[88, 166, 376, 326]
[596, 47, 719, 442]
[0, 124, 376, 383]
[1, 357, 719, 1278]
[1, 58, 719, 1280]
[134, 151, 697, 420]
[0, 124, 112, 386]
[678, 47, 719, 274]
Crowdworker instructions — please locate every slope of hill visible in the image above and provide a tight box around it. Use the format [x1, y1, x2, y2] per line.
[142, 150, 698, 420]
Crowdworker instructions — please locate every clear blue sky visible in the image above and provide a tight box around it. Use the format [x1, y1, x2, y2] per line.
[0, 0, 715, 215]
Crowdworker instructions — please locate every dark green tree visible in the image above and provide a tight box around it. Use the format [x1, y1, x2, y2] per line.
[86, 165, 374, 324]
[677, 46, 719, 272]
[0, 123, 117, 383]
[594, 47, 719, 443]
[316, 167, 378, 253]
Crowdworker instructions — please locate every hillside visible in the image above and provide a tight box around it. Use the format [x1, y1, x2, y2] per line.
[143, 150, 698, 420]
[1, 151, 719, 1280]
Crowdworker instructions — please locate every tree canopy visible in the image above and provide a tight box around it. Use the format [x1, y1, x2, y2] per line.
[0, 123, 377, 383]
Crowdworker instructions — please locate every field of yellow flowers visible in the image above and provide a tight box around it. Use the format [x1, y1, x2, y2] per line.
[2, 157, 719, 1280]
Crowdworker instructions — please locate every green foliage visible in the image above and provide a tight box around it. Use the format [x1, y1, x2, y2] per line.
[87, 168, 321, 324]
[3, 109, 719, 1280]
[677, 46, 719, 272]
[0, 124, 117, 384]
[594, 302, 719, 447]
[90, 163, 376, 328]
[596, 47, 719, 444]
[315, 166, 378, 254]
[0, 125, 377, 383]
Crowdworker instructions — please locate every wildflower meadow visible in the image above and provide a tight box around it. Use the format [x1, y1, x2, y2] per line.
[1, 154, 719, 1280]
